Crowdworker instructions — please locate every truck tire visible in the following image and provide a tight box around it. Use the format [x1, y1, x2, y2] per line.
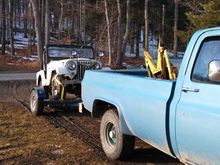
[100, 109, 135, 160]
[30, 90, 44, 116]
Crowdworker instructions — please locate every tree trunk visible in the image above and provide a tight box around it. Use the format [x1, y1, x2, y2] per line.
[129, 26, 135, 54]
[116, 0, 122, 66]
[30, 0, 43, 62]
[72, 3, 76, 41]
[79, 0, 82, 42]
[18, 0, 21, 26]
[13, 0, 17, 33]
[8, 0, 15, 55]
[121, 0, 131, 61]
[23, 0, 28, 38]
[135, 25, 141, 58]
[160, 4, 165, 46]
[173, 0, 179, 57]
[41, 0, 45, 46]
[58, 0, 64, 42]
[82, 0, 86, 44]
[1, 0, 6, 55]
[144, 0, 149, 51]
[28, 2, 33, 56]
[45, 0, 49, 46]
[79, 0, 86, 44]
[104, 0, 112, 66]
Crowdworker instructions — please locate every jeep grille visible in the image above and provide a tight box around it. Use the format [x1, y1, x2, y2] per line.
[74, 61, 94, 80]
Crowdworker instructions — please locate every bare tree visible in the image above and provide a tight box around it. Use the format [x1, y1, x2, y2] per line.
[135, 25, 141, 58]
[45, 0, 49, 46]
[129, 27, 135, 54]
[161, 4, 165, 45]
[78, 0, 86, 44]
[81, 0, 86, 43]
[1, 0, 6, 55]
[104, 0, 112, 66]
[8, 0, 15, 55]
[121, 0, 130, 60]
[28, 2, 34, 56]
[173, 0, 179, 57]
[144, 0, 149, 51]
[116, 0, 122, 66]
[30, 0, 43, 62]
[58, 0, 64, 42]
[23, 0, 28, 38]
[116, 0, 131, 67]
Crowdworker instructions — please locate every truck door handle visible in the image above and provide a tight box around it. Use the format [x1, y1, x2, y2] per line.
[182, 87, 200, 93]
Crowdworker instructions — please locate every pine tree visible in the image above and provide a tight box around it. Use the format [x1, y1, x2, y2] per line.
[188, 0, 220, 29]
[180, 0, 220, 44]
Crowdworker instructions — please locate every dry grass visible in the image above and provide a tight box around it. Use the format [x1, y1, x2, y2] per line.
[0, 102, 107, 164]
[0, 47, 40, 72]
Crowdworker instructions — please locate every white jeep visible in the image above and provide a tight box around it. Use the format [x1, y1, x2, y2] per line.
[36, 45, 103, 99]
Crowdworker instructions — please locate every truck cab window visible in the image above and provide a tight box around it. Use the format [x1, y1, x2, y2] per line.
[192, 37, 220, 83]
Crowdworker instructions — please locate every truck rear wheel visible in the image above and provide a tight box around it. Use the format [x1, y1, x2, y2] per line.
[100, 109, 135, 160]
[30, 90, 44, 116]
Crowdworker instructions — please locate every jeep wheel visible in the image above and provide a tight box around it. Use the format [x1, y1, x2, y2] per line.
[100, 110, 135, 160]
[30, 90, 44, 116]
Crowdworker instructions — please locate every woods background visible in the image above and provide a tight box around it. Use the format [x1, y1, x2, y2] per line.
[0, 0, 220, 67]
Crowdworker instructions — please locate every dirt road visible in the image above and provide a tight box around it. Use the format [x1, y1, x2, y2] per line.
[0, 76, 182, 164]
[0, 72, 35, 81]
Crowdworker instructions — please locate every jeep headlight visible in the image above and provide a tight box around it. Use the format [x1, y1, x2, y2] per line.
[94, 62, 102, 69]
[66, 61, 77, 71]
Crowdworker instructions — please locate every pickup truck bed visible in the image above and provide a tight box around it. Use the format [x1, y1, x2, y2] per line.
[82, 69, 176, 156]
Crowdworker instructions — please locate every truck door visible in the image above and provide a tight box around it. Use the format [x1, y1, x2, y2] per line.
[176, 35, 220, 164]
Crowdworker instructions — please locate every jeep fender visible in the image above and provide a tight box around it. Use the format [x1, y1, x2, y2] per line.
[36, 70, 47, 86]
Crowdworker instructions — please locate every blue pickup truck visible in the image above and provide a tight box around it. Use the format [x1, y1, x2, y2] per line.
[82, 27, 220, 164]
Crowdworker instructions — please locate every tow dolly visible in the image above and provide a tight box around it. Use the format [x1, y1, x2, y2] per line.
[30, 87, 83, 116]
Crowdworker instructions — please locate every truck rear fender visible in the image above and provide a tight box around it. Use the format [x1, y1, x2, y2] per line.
[92, 99, 133, 136]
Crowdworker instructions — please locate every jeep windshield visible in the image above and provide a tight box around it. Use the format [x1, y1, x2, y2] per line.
[47, 46, 94, 59]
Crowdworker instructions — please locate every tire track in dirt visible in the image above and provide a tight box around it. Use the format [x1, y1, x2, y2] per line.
[0, 80, 182, 164]
[0, 80, 35, 101]
[46, 115, 106, 158]
[7, 81, 107, 160]
[13, 95, 107, 160]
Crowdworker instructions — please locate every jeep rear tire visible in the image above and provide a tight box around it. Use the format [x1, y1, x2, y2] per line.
[100, 109, 135, 160]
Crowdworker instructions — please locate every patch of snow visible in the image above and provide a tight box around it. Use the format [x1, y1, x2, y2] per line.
[7, 62, 19, 65]
[22, 56, 38, 61]
[51, 149, 64, 155]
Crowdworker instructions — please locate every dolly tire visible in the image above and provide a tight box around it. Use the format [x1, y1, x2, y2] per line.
[100, 109, 135, 160]
[30, 90, 44, 116]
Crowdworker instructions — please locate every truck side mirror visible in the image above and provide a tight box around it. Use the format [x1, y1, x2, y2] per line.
[208, 60, 220, 82]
